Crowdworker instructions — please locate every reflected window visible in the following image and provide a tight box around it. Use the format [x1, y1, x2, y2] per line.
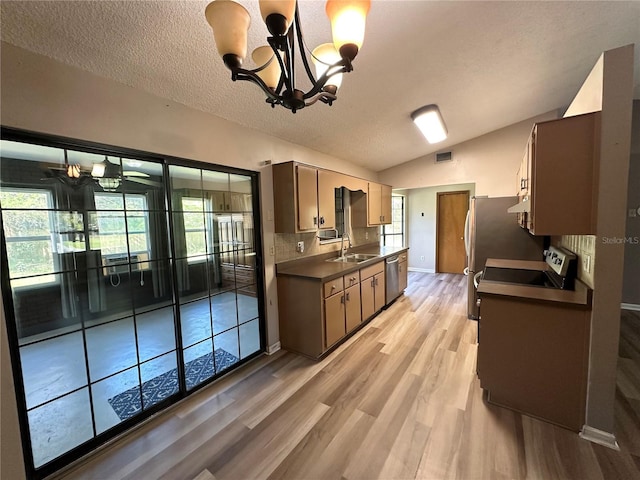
[93, 193, 150, 261]
[0, 188, 57, 287]
[181, 196, 211, 262]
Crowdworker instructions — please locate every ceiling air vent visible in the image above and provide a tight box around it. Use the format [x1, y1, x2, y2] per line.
[435, 151, 453, 163]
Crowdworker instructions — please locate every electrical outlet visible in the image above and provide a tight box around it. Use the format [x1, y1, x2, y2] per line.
[297, 241, 304, 253]
[365, 232, 369, 240]
[583, 254, 591, 273]
[629, 208, 637, 218]
[269, 246, 275, 256]
[420, 255, 425, 261]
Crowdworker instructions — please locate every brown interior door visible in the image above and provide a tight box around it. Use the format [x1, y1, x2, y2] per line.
[436, 191, 470, 273]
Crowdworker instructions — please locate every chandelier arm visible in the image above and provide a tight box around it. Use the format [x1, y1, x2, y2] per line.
[231, 67, 281, 104]
[302, 62, 349, 100]
[305, 91, 338, 107]
[292, 3, 318, 85]
[268, 36, 291, 95]
[287, 24, 296, 92]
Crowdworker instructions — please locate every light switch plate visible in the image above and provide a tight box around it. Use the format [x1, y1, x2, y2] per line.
[297, 241, 304, 253]
[629, 208, 637, 218]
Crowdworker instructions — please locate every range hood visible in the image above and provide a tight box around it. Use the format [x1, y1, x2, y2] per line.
[507, 196, 531, 213]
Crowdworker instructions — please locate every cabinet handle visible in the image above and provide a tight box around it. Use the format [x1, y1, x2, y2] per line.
[374, 277, 378, 286]
[320, 216, 325, 225]
[371, 279, 375, 287]
[331, 285, 336, 293]
[341, 295, 345, 304]
[346, 292, 350, 302]
[313, 216, 318, 226]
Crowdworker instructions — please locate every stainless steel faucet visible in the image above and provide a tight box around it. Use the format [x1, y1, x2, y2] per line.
[340, 232, 352, 257]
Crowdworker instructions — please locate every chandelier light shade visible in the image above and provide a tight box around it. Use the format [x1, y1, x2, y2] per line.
[205, 0, 371, 113]
[411, 105, 448, 144]
[312, 43, 343, 91]
[325, 0, 370, 60]
[259, 0, 296, 35]
[252, 46, 282, 89]
[205, 0, 251, 67]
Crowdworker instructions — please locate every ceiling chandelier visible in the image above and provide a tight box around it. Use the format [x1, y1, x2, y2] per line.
[205, 0, 371, 113]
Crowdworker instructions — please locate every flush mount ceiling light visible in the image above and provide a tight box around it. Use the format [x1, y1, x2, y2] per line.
[411, 104, 448, 144]
[205, 0, 371, 113]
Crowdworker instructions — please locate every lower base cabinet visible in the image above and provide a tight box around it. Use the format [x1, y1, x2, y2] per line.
[277, 261, 385, 359]
[477, 294, 590, 431]
[361, 262, 385, 320]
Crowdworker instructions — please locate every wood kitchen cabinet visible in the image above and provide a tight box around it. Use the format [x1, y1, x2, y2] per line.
[273, 162, 338, 233]
[351, 182, 393, 227]
[398, 252, 408, 293]
[510, 112, 600, 235]
[477, 292, 591, 431]
[367, 183, 392, 225]
[360, 261, 385, 320]
[323, 274, 361, 347]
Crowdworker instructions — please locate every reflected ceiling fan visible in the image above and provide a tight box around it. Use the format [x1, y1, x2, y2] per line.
[44, 153, 162, 191]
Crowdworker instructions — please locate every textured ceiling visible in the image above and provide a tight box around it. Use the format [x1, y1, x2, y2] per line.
[1, 1, 639, 172]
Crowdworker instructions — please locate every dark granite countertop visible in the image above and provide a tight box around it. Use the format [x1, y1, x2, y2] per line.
[477, 258, 592, 307]
[276, 245, 408, 282]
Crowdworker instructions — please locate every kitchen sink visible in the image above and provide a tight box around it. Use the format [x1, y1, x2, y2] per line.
[328, 253, 379, 263]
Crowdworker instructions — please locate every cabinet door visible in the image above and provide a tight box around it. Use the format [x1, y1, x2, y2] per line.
[373, 272, 386, 313]
[361, 276, 375, 320]
[296, 165, 318, 231]
[325, 292, 346, 348]
[345, 284, 362, 333]
[211, 191, 229, 212]
[380, 184, 392, 224]
[367, 182, 382, 225]
[399, 260, 408, 292]
[317, 169, 337, 229]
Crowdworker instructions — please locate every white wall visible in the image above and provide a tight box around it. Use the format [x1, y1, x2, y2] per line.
[405, 183, 476, 272]
[378, 111, 558, 194]
[0, 42, 379, 477]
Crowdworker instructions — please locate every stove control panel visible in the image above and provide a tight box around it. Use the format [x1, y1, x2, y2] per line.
[544, 246, 576, 277]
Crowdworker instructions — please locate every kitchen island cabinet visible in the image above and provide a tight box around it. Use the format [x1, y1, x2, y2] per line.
[477, 270, 592, 432]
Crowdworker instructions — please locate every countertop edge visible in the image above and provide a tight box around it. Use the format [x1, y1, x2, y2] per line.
[276, 246, 409, 281]
[478, 278, 592, 307]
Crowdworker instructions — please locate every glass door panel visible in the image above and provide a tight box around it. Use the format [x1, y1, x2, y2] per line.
[1, 135, 263, 477]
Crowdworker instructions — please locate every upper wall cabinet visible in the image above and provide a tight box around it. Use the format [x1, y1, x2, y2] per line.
[273, 161, 385, 233]
[351, 182, 393, 227]
[510, 112, 600, 235]
[273, 162, 340, 233]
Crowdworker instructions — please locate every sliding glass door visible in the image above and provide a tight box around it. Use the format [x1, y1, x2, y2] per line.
[0, 130, 264, 479]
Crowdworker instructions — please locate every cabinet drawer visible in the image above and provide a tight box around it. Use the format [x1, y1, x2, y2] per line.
[323, 277, 344, 298]
[343, 272, 360, 287]
[360, 261, 384, 280]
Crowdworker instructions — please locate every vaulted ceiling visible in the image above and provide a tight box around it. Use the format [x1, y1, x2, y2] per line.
[1, 1, 639, 172]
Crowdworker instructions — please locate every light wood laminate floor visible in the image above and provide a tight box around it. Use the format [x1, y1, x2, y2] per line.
[59, 272, 640, 479]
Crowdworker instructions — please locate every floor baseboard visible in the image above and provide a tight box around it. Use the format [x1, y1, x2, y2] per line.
[267, 342, 281, 355]
[579, 425, 620, 450]
[408, 267, 435, 273]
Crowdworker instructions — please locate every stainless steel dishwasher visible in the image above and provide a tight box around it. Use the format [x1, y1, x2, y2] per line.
[385, 255, 400, 304]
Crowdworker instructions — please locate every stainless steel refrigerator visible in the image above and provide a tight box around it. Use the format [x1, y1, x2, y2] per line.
[465, 196, 545, 319]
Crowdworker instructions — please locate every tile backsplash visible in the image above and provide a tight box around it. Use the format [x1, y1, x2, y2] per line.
[274, 227, 379, 263]
[556, 234, 596, 288]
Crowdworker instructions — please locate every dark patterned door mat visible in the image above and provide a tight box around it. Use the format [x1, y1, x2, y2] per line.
[108, 348, 239, 421]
